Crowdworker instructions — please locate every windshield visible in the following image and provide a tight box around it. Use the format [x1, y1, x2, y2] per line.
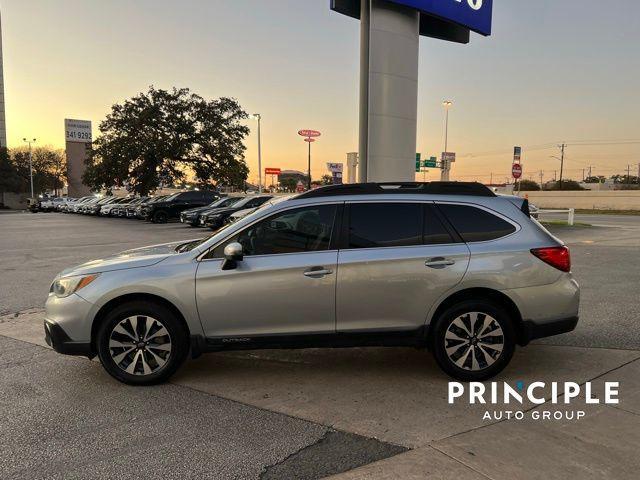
[209, 196, 241, 208]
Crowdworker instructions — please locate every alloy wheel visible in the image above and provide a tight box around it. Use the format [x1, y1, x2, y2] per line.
[108, 315, 172, 376]
[444, 312, 504, 371]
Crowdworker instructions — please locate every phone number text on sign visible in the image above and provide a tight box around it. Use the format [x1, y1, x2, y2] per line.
[64, 119, 92, 144]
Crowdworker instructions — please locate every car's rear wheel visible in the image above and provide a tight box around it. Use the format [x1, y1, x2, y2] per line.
[96, 301, 189, 385]
[431, 300, 515, 381]
[152, 210, 168, 223]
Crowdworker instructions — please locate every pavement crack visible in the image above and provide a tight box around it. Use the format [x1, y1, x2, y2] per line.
[429, 445, 496, 480]
[259, 430, 332, 479]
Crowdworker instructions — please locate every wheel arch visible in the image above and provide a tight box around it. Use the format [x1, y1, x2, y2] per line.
[427, 287, 527, 346]
[90, 293, 191, 353]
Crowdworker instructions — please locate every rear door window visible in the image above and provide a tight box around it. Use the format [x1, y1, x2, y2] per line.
[347, 203, 422, 249]
[437, 204, 516, 242]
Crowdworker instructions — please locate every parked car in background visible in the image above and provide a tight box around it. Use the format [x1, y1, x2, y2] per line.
[70, 197, 97, 213]
[44, 182, 579, 385]
[98, 197, 131, 216]
[112, 197, 148, 217]
[143, 191, 219, 223]
[180, 196, 239, 227]
[134, 196, 169, 219]
[82, 197, 115, 215]
[223, 196, 293, 226]
[200, 195, 273, 229]
[40, 197, 66, 212]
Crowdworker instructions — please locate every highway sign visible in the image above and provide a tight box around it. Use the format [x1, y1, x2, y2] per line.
[424, 157, 438, 168]
[415, 153, 422, 172]
[512, 163, 523, 179]
[298, 130, 321, 138]
[265, 168, 281, 176]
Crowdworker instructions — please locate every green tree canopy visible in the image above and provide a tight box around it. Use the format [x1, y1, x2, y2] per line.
[515, 179, 540, 191]
[10, 146, 66, 196]
[0, 148, 21, 205]
[84, 86, 250, 195]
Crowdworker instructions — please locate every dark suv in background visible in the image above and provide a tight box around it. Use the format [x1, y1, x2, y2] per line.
[200, 195, 273, 229]
[143, 191, 219, 223]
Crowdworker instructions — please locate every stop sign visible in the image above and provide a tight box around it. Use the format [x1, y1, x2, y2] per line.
[512, 163, 522, 179]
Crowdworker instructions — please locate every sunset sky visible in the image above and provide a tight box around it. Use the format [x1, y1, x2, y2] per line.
[3, 0, 639, 185]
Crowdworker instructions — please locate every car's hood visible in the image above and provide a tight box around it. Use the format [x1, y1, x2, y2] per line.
[57, 240, 189, 277]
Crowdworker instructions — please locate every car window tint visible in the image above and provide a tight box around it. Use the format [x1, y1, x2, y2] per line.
[348, 203, 421, 249]
[424, 206, 455, 244]
[234, 205, 337, 256]
[437, 204, 516, 242]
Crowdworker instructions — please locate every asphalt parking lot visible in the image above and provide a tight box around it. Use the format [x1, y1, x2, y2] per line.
[1, 211, 639, 479]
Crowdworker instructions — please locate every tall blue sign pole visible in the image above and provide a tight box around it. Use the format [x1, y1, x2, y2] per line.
[331, 0, 493, 182]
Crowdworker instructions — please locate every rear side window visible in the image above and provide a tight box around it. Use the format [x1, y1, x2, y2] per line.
[348, 203, 422, 248]
[437, 204, 516, 242]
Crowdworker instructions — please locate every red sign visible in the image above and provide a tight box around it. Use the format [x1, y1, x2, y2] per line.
[512, 163, 523, 179]
[298, 129, 321, 138]
[304, 138, 315, 143]
[265, 168, 281, 176]
[296, 180, 305, 193]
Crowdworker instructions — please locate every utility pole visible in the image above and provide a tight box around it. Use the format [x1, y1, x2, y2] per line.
[23, 138, 36, 199]
[250, 114, 262, 193]
[588, 166, 593, 180]
[582, 169, 585, 182]
[539, 170, 544, 190]
[627, 165, 631, 185]
[558, 143, 565, 189]
[554, 170, 557, 182]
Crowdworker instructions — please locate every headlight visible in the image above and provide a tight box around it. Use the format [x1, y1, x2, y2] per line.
[50, 274, 99, 298]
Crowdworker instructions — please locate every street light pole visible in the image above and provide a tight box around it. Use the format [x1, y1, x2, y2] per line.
[441, 100, 453, 181]
[23, 138, 36, 198]
[251, 114, 262, 193]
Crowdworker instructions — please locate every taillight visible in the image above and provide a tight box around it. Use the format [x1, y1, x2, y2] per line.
[531, 246, 571, 272]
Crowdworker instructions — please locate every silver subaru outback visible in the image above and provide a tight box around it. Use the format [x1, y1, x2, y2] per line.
[44, 182, 579, 385]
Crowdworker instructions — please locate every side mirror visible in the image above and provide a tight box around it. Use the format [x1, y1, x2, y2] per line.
[221, 242, 243, 270]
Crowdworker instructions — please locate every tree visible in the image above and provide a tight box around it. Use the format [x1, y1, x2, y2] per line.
[10, 146, 66, 195]
[548, 179, 584, 191]
[279, 178, 297, 192]
[320, 174, 334, 186]
[515, 179, 540, 191]
[0, 148, 21, 207]
[584, 176, 606, 184]
[84, 86, 250, 195]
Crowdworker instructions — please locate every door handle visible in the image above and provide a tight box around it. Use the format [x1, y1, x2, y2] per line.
[303, 267, 334, 277]
[425, 258, 456, 268]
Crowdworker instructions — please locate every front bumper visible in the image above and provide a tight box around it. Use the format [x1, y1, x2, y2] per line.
[44, 320, 93, 357]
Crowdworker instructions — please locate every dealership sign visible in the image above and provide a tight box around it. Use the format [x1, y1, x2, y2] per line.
[298, 130, 321, 138]
[64, 119, 92, 143]
[265, 168, 281, 176]
[385, 0, 492, 35]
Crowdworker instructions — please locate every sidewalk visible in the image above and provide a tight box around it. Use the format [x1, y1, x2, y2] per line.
[1, 310, 639, 479]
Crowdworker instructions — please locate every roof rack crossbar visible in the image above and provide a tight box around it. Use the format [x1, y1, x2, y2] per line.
[296, 182, 496, 199]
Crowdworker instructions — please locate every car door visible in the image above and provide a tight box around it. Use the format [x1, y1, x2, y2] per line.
[195, 203, 340, 338]
[336, 202, 470, 332]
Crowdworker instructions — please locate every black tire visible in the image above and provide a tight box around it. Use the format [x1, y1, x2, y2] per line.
[152, 210, 168, 223]
[96, 301, 189, 386]
[430, 300, 515, 382]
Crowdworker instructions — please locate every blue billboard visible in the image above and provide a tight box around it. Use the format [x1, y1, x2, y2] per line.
[387, 0, 492, 36]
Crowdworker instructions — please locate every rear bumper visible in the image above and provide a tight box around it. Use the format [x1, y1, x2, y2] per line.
[44, 320, 93, 357]
[520, 316, 579, 344]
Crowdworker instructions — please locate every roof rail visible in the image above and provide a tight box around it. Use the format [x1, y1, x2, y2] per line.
[296, 182, 496, 199]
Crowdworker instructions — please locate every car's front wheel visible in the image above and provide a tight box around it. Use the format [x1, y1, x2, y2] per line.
[96, 301, 189, 385]
[430, 300, 515, 381]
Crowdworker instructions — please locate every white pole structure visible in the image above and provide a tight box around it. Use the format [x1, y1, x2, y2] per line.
[23, 138, 36, 198]
[251, 114, 263, 193]
[441, 100, 453, 181]
[358, 0, 419, 182]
